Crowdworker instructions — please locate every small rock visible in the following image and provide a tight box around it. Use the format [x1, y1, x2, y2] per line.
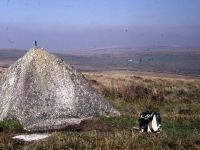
[12, 133, 51, 142]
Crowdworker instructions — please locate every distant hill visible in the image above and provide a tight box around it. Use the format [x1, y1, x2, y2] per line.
[0, 46, 200, 76]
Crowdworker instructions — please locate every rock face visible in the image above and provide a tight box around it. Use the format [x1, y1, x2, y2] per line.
[0, 48, 120, 131]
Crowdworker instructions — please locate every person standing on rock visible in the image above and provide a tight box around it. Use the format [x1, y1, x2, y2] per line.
[34, 40, 37, 47]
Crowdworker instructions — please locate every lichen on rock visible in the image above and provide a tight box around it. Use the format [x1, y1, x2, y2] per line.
[0, 48, 120, 131]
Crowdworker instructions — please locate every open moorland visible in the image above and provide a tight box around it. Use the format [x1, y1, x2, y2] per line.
[0, 46, 200, 76]
[0, 69, 199, 150]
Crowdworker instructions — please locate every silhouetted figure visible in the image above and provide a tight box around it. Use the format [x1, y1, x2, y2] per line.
[34, 41, 37, 47]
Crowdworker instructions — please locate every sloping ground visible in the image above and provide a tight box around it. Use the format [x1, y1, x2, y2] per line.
[0, 71, 200, 149]
[85, 71, 200, 117]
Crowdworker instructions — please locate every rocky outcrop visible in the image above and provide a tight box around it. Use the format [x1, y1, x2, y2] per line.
[0, 48, 120, 131]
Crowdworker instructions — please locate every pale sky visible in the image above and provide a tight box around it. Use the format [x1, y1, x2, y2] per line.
[0, 0, 200, 52]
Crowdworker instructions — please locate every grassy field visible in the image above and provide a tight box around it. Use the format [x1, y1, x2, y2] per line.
[0, 71, 200, 149]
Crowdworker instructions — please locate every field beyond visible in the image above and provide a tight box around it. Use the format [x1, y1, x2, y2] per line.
[0, 70, 200, 149]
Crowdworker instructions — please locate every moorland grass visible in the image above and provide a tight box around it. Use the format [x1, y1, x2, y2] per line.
[0, 73, 200, 149]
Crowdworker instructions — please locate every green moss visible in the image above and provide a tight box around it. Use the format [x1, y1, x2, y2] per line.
[0, 120, 23, 132]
